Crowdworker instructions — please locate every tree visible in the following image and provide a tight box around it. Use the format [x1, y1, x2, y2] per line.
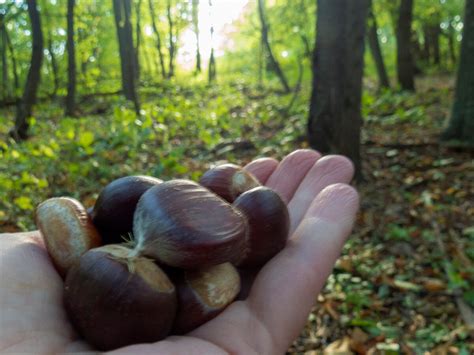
[208, 0, 216, 83]
[134, 0, 142, 82]
[192, 0, 201, 73]
[10, 0, 43, 141]
[148, 0, 167, 78]
[307, 0, 369, 179]
[367, 0, 390, 89]
[112, 0, 140, 112]
[257, 0, 290, 93]
[167, 0, 175, 78]
[441, 0, 474, 144]
[65, 0, 76, 116]
[396, 0, 415, 90]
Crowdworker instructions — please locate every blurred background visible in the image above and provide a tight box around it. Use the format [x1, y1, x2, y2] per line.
[1, 0, 473, 353]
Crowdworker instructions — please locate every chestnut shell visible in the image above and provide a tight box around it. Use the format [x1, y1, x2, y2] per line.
[91, 175, 162, 244]
[199, 164, 260, 203]
[133, 179, 248, 269]
[64, 245, 177, 351]
[233, 187, 289, 268]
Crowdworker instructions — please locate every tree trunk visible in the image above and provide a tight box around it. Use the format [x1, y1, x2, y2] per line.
[441, 0, 474, 144]
[367, 3, 390, 89]
[257, 0, 290, 93]
[192, 0, 201, 73]
[167, 0, 175, 78]
[396, 0, 415, 91]
[11, 0, 43, 141]
[148, 0, 167, 78]
[431, 25, 441, 65]
[65, 0, 76, 116]
[5, 29, 19, 93]
[134, 0, 142, 82]
[448, 23, 457, 65]
[1, 15, 9, 99]
[112, 0, 140, 112]
[307, 0, 369, 180]
[208, 0, 216, 83]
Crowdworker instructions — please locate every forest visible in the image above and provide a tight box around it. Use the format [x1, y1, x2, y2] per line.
[0, 0, 473, 353]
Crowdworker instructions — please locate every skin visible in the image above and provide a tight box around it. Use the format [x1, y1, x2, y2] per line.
[0, 149, 359, 355]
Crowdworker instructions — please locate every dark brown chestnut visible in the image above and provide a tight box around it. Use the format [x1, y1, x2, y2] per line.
[233, 187, 289, 268]
[64, 244, 177, 351]
[35, 197, 102, 277]
[173, 262, 240, 334]
[199, 164, 260, 203]
[91, 175, 162, 244]
[132, 179, 248, 269]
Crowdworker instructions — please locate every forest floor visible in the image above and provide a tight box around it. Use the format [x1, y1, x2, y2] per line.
[1, 75, 473, 354]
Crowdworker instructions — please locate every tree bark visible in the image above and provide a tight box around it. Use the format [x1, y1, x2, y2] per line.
[134, 0, 142, 81]
[5, 29, 19, 93]
[65, 0, 76, 116]
[192, 0, 201, 73]
[208, 0, 216, 83]
[257, 0, 290, 93]
[367, 2, 390, 89]
[112, 0, 140, 112]
[441, 0, 474, 144]
[148, 0, 167, 78]
[11, 0, 43, 141]
[1, 15, 8, 99]
[167, 0, 175, 78]
[396, 0, 415, 91]
[307, 0, 369, 180]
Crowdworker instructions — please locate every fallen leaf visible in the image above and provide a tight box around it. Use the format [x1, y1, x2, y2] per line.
[323, 337, 353, 354]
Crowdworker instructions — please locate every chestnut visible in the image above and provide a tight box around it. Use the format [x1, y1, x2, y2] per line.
[199, 164, 260, 203]
[35, 197, 102, 277]
[132, 179, 248, 269]
[233, 187, 289, 268]
[64, 244, 177, 351]
[173, 262, 240, 334]
[91, 175, 162, 244]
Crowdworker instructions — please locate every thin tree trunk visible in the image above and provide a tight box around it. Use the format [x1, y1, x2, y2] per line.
[148, 0, 167, 78]
[134, 0, 142, 82]
[112, 0, 140, 112]
[308, 0, 369, 180]
[65, 0, 76, 116]
[167, 0, 175, 78]
[431, 24, 441, 65]
[5, 29, 19, 92]
[11, 0, 44, 141]
[1, 16, 8, 99]
[47, 34, 59, 98]
[367, 3, 390, 89]
[441, 0, 474, 144]
[423, 25, 431, 62]
[396, 0, 415, 91]
[192, 0, 201, 73]
[208, 0, 216, 83]
[448, 23, 457, 65]
[257, 0, 290, 93]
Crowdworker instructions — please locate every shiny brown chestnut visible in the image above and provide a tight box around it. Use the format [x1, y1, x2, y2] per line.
[199, 164, 260, 203]
[132, 179, 248, 269]
[64, 244, 177, 351]
[35, 197, 102, 277]
[173, 262, 240, 334]
[91, 175, 162, 244]
[233, 187, 289, 268]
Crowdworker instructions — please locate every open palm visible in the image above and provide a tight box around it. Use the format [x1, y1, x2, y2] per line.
[0, 150, 359, 354]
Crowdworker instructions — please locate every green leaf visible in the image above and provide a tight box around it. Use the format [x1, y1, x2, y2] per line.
[14, 196, 34, 210]
[78, 132, 95, 148]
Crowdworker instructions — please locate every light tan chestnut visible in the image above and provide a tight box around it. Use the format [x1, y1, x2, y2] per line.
[35, 197, 102, 277]
[132, 180, 248, 269]
[199, 164, 260, 203]
[64, 244, 177, 351]
[173, 262, 240, 334]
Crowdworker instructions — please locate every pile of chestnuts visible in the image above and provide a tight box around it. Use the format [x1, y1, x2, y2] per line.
[35, 164, 289, 351]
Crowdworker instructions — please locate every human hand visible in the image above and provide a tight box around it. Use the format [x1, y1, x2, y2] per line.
[0, 149, 359, 354]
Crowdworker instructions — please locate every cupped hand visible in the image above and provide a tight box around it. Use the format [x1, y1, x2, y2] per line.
[0, 150, 359, 354]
